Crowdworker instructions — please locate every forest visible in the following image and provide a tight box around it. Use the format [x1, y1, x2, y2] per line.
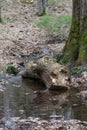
[0, 0, 87, 130]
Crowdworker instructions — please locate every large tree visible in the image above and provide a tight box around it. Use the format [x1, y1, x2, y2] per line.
[62, 0, 87, 64]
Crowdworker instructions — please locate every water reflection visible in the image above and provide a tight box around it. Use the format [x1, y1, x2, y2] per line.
[0, 76, 87, 122]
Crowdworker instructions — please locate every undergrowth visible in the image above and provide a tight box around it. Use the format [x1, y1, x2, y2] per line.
[36, 14, 71, 40]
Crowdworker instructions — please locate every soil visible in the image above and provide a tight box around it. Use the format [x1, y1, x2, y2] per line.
[0, 0, 72, 71]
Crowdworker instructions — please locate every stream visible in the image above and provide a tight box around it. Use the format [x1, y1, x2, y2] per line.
[0, 75, 87, 128]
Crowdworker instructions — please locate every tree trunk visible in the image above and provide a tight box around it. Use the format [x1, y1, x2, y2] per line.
[0, 1, 2, 23]
[37, 0, 47, 16]
[62, 0, 87, 64]
[22, 56, 70, 90]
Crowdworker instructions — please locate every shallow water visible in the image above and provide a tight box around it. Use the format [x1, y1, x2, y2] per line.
[0, 75, 87, 122]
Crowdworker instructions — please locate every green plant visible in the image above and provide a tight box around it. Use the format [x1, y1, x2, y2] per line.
[48, 0, 56, 3]
[36, 14, 71, 39]
[6, 65, 19, 75]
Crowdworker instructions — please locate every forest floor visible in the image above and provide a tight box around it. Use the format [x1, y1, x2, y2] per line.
[0, 0, 72, 71]
[1, 1, 87, 130]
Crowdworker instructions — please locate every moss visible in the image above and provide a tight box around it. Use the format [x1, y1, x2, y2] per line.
[6, 65, 19, 75]
[0, 17, 2, 23]
[42, 9, 46, 15]
[78, 31, 87, 63]
[60, 0, 87, 65]
[61, 34, 79, 64]
[61, 16, 80, 64]
[59, 53, 70, 65]
[37, 10, 46, 16]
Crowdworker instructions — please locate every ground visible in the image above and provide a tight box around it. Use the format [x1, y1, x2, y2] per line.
[0, 0, 72, 71]
[1, 2, 87, 129]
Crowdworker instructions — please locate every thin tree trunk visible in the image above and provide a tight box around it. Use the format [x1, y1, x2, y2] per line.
[0, 1, 2, 23]
[37, 0, 46, 16]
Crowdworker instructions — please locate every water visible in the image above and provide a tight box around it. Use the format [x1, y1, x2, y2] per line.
[0, 75, 87, 124]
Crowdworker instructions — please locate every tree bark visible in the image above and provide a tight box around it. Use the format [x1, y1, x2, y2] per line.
[22, 56, 70, 90]
[37, 0, 47, 16]
[62, 0, 87, 64]
[0, 0, 2, 23]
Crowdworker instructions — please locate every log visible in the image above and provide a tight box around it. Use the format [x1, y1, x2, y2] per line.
[22, 55, 70, 90]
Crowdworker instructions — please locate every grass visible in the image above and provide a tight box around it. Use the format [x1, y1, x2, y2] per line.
[48, 0, 57, 3]
[36, 14, 71, 38]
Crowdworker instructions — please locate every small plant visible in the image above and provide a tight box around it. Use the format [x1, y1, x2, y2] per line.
[6, 65, 19, 75]
[36, 14, 71, 40]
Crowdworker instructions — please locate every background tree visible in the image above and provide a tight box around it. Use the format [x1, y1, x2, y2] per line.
[37, 0, 47, 16]
[0, 0, 2, 22]
[61, 0, 87, 65]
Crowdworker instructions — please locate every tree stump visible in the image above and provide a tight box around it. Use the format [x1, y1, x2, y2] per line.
[22, 55, 70, 90]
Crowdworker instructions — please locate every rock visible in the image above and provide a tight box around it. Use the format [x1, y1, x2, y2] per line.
[82, 71, 87, 80]
[71, 76, 85, 88]
[77, 90, 87, 100]
[22, 55, 71, 90]
[17, 60, 24, 66]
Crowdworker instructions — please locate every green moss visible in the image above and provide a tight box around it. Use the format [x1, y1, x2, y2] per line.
[64, 30, 87, 64]
[6, 65, 19, 75]
[61, 17, 80, 63]
[62, 35, 79, 63]
[0, 17, 2, 23]
[78, 31, 87, 63]
[60, 0, 87, 65]
[59, 53, 70, 65]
